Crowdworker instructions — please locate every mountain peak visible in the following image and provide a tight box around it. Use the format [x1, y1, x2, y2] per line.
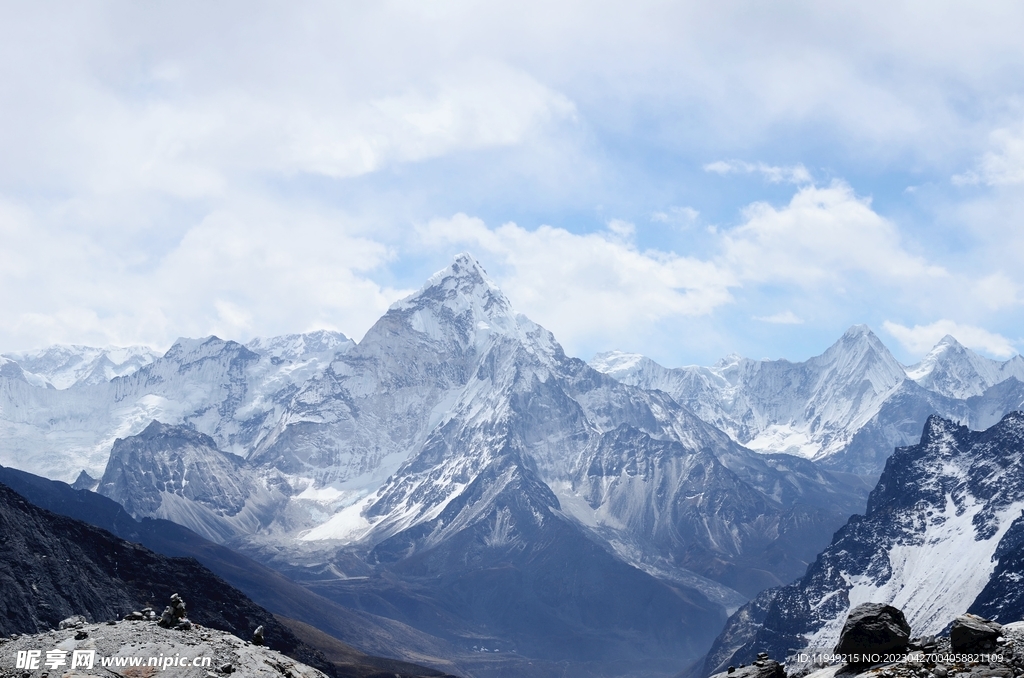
[842, 324, 873, 338]
[386, 253, 519, 347]
[935, 334, 964, 349]
[423, 252, 497, 292]
[822, 325, 894, 364]
[906, 333, 1021, 399]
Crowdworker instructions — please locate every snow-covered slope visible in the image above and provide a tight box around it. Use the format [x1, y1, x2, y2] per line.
[703, 412, 1024, 675]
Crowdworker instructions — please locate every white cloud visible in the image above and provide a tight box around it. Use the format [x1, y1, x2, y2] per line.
[0, 196, 409, 350]
[755, 311, 804, 325]
[704, 160, 812, 185]
[651, 206, 700, 225]
[721, 181, 947, 286]
[883, 320, 1018, 358]
[418, 213, 736, 349]
[953, 121, 1024, 186]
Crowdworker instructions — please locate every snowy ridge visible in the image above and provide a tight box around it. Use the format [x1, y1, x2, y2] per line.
[592, 325, 1024, 473]
[2, 344, 160, 389]
[908, 334, 1024, 399]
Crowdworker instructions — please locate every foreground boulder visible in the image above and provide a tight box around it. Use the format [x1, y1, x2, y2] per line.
[711, 652, 786, 678]
[950, 614, 1003, 653]
[835, 603, 911, 659]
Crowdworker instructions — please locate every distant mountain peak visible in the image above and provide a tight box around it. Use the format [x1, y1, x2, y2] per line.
[907, 334, 1024, 399]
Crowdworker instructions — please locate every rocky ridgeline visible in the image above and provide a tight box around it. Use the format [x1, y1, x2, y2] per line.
[711, 604, 1024, 678]
[0, 595, 322, 678]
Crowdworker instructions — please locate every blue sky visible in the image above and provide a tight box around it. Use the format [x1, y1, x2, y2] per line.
[1, 2, 1023, 367]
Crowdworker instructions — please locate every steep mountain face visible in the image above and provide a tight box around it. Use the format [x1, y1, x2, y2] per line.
[0, 331, 352, 482]
[0, 479, 462, 678]
[702, 412, 1024, 676]
[568, 424, 861, 595]
[593, 328, 1024, 476]
[293, 257, 860, 596]
[97, 421, 288, 543]
[313, 443, 728, 671]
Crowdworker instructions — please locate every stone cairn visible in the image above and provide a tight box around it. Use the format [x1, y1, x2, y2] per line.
[157, 593, 192, 630]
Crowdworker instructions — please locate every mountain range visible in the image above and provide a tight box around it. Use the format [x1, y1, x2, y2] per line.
[2, 253, 1024, 677]
[591, 328, 1024, 475]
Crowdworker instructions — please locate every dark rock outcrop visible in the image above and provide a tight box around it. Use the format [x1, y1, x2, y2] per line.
[710, 653, 786, 678]
[835, 603, 911, 658]
[950, 614, 1003, 653]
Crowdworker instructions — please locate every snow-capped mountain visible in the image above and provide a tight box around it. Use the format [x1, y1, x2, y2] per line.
[593, 326, 907, 461]
[0, 255, 877, 676]
[906, 334, 1024, 399]
[0, 331, 351, 483]
[2, 344, 160, 389]
[0, 253, 943, 676]
[592, 327, 1024, 475]
[702, 412, 1024, 675]
[288, 256, 861, 595]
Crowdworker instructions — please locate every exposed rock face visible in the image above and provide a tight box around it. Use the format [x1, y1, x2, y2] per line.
[0, 465, 464, 676]
[97, 421, 286, 543]
[834, 603, 910, 658]
[950, 614, 1003, 654]
[710, 658, 786, 678]
[792, 619, 1024, 678]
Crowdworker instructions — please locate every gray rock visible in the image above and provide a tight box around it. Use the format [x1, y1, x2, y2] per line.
[58, 615, 87, 630]
[252, 625, 264, 646]
[952, 614, 1004, 654]
[158, 593, 189, 629]
[711, 656, 785, 678]
[835, 603, 911, 658]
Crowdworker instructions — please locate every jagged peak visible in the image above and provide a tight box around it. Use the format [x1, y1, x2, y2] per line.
[164, 335, 259, 363]
[246, 330, 353, 360]
[382, 253, 522, 348]
[133, 419, 212, 444]
[589, 350, 649, 375]
[842, 323, 873, 339]
[935, 334, 965, 350]
[391, 253, 507, 310]
[818, 325, 899, 367]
